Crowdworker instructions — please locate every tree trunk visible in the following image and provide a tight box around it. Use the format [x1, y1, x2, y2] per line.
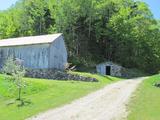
[18, 87, 21, 100]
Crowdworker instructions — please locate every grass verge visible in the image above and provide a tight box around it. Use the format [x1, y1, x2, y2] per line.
[127, 74, 160, 120]
[0, 72, 121, 120]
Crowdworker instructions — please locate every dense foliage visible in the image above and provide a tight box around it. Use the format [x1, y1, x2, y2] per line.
[0, 0, 160, 73]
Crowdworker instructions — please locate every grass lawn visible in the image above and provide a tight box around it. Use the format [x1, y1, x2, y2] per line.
[0, 72, 121, 120]
[127, 74, 160, 120]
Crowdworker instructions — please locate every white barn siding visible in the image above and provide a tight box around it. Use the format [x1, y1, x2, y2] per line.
[96, 64, 106, 75]
[49, 36, 67, 69]
[0, 44, 49, 69]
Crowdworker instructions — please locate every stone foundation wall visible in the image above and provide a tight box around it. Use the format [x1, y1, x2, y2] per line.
[110, 65, 122, 77]
[25, 69, 98, 82]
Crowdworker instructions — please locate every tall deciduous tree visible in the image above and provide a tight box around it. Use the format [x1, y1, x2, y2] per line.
[0, 0, 160, 73]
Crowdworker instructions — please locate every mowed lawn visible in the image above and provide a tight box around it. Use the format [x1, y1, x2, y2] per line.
[0, 72, 120, 120]
[128, 74, 160, 120]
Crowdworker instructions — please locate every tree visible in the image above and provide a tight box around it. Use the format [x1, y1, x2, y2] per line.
[3, 57, 26, 101]
[0, 0, 160, 73]
[19, 0, 55, 36]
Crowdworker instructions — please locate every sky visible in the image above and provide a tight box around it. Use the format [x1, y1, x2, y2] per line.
[142, 0, 160, 19]
[0, 0, 18, 10]
[0, 0, 159, 19]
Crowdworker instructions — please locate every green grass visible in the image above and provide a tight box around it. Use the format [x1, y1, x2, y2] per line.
[128, 74, 160, 120]
[0, 72, 120, 120]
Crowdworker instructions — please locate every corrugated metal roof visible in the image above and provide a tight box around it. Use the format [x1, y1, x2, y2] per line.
[0, 33, 62, 47]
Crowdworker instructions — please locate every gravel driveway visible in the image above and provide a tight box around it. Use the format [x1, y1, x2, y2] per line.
[28, 77, 146, 120]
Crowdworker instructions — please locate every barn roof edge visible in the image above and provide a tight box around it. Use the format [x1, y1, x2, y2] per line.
[0, 33, 63, 47]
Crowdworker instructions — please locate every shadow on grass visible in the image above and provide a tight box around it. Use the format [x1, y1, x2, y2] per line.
[17, 99, 32, 107]
[97, 74, 124, 81]
[101, 75, 114, 81]
[6, 98, 32, 107]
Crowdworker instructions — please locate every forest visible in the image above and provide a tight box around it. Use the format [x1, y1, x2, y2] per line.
[0, 0, 160, 74]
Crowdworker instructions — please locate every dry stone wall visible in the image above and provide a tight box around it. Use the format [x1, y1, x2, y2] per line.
[26, 69, 98, 82]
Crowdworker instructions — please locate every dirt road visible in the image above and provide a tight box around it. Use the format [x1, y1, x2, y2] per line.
[28, 77, 146, 120]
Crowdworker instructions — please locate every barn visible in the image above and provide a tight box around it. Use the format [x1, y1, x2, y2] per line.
[0, 33, 67, 70]
[96, 61, 122, 77]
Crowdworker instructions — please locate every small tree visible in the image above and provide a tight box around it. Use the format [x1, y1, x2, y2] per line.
[3, 57, 26, 101]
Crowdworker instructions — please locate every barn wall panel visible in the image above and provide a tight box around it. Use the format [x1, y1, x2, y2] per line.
[0, 44, 49, 69]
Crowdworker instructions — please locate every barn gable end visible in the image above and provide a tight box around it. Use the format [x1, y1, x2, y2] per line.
[49, 35, 67, 70]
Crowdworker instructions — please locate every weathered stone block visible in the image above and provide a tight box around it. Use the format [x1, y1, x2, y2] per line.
[25, 69, 98, 82]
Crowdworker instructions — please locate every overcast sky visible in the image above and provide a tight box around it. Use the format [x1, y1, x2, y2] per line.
[0, 0, 159, 19]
